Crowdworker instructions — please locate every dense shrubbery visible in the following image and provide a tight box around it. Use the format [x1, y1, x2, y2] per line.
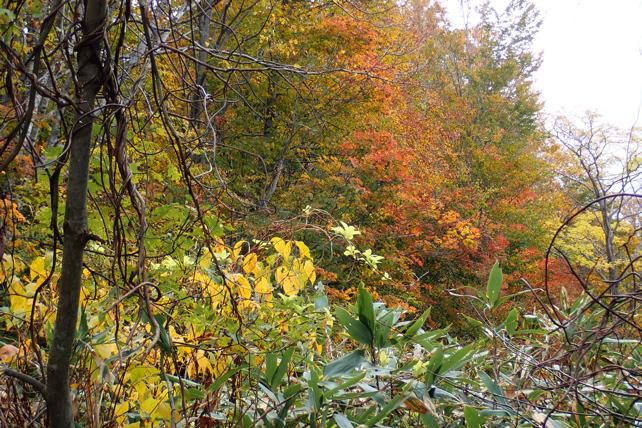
[2, 225, 640, 426]
[1, 0, 640, 426]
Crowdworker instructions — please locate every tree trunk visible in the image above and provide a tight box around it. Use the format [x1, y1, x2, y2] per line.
[599, 199, 618, 294]
[189, 1, 214, 126]
[46, 0, 106, 426]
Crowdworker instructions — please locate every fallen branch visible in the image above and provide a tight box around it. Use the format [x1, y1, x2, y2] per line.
[2, 368, 46, 395]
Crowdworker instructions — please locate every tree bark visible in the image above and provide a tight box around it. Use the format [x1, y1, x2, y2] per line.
[189, 1, 215, 126]
[46, 0, 106, 426]
[598, 199, 618, 293]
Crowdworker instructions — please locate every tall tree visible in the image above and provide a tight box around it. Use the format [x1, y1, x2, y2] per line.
[46, 0, 107, 425]
[552, 113, 642, 292]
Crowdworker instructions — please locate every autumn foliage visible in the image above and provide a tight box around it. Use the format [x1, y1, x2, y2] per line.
[0, 0, 640, 426]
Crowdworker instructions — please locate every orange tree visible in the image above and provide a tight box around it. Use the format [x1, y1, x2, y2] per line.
[279, 1, 565, 327]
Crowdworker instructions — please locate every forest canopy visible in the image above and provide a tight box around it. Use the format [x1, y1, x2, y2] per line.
[0, 0, 640, 426]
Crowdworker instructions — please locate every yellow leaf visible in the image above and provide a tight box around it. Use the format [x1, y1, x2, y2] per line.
[9, 278, 31, 319]
[114, 402, 130, 425]
[134, 382, 150, 403]
[195, 272, 225, 305]
[271, 237, 291, 259]
[140, 397, 158, 416]
[155, 401, 172, 421]
[194, 271, 212, 288]
[196, 350, 213, 375]
[295, 241, 311, 259]
[253, 261, 268, 279]
[275, 266, 288, 285]
[126, 366, 159, 384]
[243, 253, 258, 274]
[238, 299, 258, 311]
[230, 274, 252, 300]
[275, 265, 303, 296]
[255, 276, 272, 294]
[94, 342, 117, 359]
[303, 260, 316, 284]
[186, 360, 196, 379]
[2, 254, 24, 278]
[291, 259, 315, 285]
[213, 354, 232, 376]
[282, 276, 299, 296]
[79, 285, 90, 306]
[29, 257, 47, 281]
[198, 252, 213, 269]
[279, 322, 289, 333]
[232, 240, 248, 261]
[169, 325, 183, 343]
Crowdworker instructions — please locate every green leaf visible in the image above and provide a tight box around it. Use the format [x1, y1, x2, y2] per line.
[258, 383, 279, 403]
[602, 337, 640, 344]
[486, 261, 502, 308]
[242, 413, 253, 428]
[426, 348, 443, 374]
[184, 387, 205, 401]
[440, 343, 477, 375]
[332, 391, 380, 401]
[425, 348, 444, 388]
[420, 413, 440, 428]
[356, 286, 375, 333]
[333, 413, 354, 428]
[265, 353, 277, 383]
[270, 347, 294, 389]
[152, 203, 188, 222]
[545, 418, 571, 428]
[497, 289, 533, 306]
[167, 164, 181, 181]
[479, 409, 510, 417]
[413, 328, 449, 343]
[514, 328, 547, 336]
[404, 307, 431, 338]
[352, 406, 378, 424]
[314, 293, 329, 310]
[464, 406, 484, 428]
[209, 367, 243, 392]
[0, 8, 16, 24]
[479, 371, 509, 409]
[164, 374, 200, 388]
[366, 393, 406, 425]
[308, 366, 323, 411]
[323, 350, 366, 377]
[335, 307, 373, 346]
[77, 308, 89, 341]
[44, 145, 63, 161]
[154, 316, 173, 354]
[504, 308, 518, 335]
[275, 384, 303, 426]
[575, 399, 587, 427]
[374, 310, 395, 348]
[327, 371, 367, 397]
[283, 383, 303, 400]
[203, 216, 225, 237]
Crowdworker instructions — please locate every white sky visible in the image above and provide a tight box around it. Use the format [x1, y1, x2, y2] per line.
[441, 0, 642, 129]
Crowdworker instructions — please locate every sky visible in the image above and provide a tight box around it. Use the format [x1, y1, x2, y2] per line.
[441, 0, 642, 129]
